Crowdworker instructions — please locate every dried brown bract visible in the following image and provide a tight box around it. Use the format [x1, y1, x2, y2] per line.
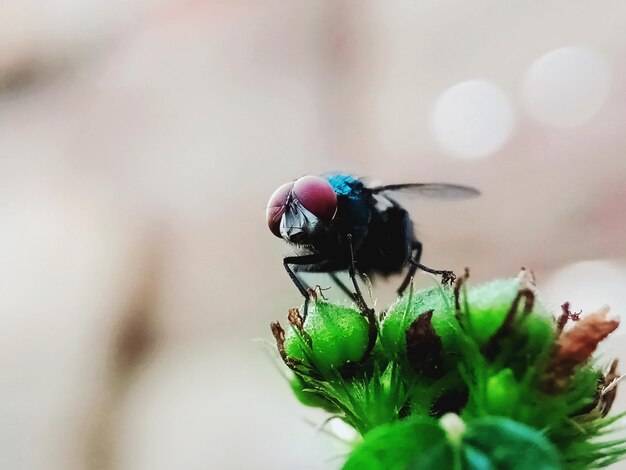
[600, 359, 622, 416]
[482, 288, 534, 360]
[270, 321, 289, 364]
[287, 307, 304, 333]
[542, 307, 619, 394]
[453, 267, 471, 325]
[406, 310, 444, 379]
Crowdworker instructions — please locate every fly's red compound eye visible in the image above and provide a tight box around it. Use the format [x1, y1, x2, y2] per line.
[266, 182, 294, 237]
[292, 175, 337, 221]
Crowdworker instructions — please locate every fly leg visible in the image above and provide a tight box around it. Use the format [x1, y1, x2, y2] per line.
[397, 243, 419, 296]
[346, 234, 377, 356]
[283, 254, 326, 320]
[397, 214, 421, 295]
[398, 240, 456, 295]
[346, 234, 369, 312]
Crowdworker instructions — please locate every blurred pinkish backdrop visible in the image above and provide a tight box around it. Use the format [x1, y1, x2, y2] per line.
[1, 1, 625, 469]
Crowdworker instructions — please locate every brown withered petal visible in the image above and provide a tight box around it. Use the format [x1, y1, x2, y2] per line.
[270, 320, 306, 371]
[542, 307, 619, 394]
[287, 307, 304, 333]
[270, 321, 288, 361]
[406, 310, 444, 379]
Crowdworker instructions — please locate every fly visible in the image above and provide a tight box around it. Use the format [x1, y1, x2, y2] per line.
[266, 173, 479, 317]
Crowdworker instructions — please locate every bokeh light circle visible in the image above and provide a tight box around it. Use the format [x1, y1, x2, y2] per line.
[523, 47, 611, 128]
[432, 80, 515, 159]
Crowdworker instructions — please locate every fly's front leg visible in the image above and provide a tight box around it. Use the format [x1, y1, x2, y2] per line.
[283, 254, 325, 320]
[398, 240, 456, 295]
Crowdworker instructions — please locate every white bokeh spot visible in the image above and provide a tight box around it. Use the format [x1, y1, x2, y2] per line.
[523, 47, 611, 128]
[432, 80, 515, 159]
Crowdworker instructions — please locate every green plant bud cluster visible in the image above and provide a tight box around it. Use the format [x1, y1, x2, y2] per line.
[270, 273, 625, 469]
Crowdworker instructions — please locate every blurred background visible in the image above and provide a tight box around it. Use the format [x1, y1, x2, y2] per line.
[1, 1, 625, 468]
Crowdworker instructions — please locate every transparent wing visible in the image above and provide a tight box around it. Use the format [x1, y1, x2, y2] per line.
[369, 183, 480, 200]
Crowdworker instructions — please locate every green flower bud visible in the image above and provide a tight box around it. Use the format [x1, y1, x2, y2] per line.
[380, 286, 457, 362]
[485, 368, 519, 415]
[464, 278, 551, 345]
[283, 301, 369, 376]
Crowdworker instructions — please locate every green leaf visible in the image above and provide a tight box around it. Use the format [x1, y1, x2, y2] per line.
[342, 417, 445, 470]
[463, 417, 562, 470]
[463, 445, 495, 470]
[407, 441, 454, 469]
